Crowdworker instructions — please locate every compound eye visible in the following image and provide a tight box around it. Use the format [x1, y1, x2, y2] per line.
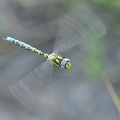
[65, 62, 71, 70]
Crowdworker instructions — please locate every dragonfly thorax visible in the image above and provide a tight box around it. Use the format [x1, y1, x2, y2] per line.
[47, 53, 58, 61]
[47, 53, 71, 70]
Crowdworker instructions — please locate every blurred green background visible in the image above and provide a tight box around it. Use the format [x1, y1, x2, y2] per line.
[0, 0, 120, 120]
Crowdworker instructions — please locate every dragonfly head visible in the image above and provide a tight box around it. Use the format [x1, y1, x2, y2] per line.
[61, 58, 71, 70]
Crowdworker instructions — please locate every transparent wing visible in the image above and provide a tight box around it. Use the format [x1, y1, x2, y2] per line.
[53, 4, 107, 54]
[9, 60, 54, 111]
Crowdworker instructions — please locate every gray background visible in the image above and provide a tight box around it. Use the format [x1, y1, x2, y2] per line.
[0, 0, 120, 120]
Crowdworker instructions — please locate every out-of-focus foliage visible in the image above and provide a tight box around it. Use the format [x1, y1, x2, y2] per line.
[63, 0, 120, 24]
[89, 0, 120, 23]
[91, 0, 120, 10]
[84, 39, 104, 79]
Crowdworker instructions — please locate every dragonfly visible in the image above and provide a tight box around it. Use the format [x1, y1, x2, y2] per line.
[1, 5, 107, 111]
[3, 36, 72, 70]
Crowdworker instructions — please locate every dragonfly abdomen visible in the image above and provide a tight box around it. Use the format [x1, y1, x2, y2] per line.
[3, 37, 48, 58]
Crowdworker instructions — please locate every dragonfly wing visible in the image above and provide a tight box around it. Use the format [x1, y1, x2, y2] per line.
[53, 4, 107, 54]
[9, 60, 54, 111]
